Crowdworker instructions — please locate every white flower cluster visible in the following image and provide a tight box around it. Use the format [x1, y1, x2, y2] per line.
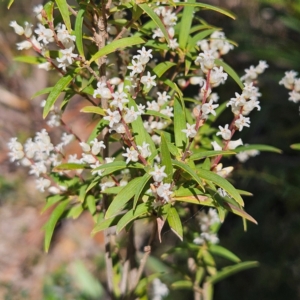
[193, 208, 220, 245]
[151, 278, 169, 300]
[10, 6, 78, 72]
[236, 148, 260, 163]
[153, 2, 179, 50]
[241, 60, 269, 83]
[279, 70, 300, 104]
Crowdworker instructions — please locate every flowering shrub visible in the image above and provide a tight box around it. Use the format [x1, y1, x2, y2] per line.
[7, 0, 282, 299]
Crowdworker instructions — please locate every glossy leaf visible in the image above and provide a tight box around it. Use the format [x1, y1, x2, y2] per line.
[291, 143, 300, 150]
[174, 96, 187, 149]
[207, 261, 259, 284]
[197, 168, 244, 206]
[92, 214, 124, 234]
[80, 106, 105, 116]
[31, 87, 53, 98]
[43, 74, 73, 118]
[133, 173, 152, 209]
[105, 177, 143, 218]
[167, 207, 183, 241]
[215, 59, 244, 90]
[116, 202, 150, 233]
[179, 0, 195, 49]
[160, 133, 173, 183]
[89, 37, 145, 64]
[209, 244, 241, 263]
[75, 9, 85, 57]
[175, 2, 236, 20]
[234, 144, 282, 153]
[223, 202, 257, 224]
[93, 161, 127, 176]
[55, 0, 72, 32]
[190, 150, 236, 161]
[153, 61, 176, 78]
[14, 56, 47, 64]
[172, 160, 204, 190]
[53, 163, 86, 171]
[139, 3, 170, 43]
[43, 199, 69, 252]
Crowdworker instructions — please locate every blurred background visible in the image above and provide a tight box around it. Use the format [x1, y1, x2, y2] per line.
[1, 0, 300, 299]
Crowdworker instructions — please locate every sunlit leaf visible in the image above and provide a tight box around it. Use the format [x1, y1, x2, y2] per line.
[75, 9, 85, 57]
[234, 144, 282, 153]
[80, 106, 105, 115]
[160, 133, 173, 183]
[167, 207, 183, 240]
[55, 0, 72, 32]
[153, 61, 176, 78]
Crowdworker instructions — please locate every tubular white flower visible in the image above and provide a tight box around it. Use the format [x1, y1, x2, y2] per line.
[90, 138, 106, 155]
[24, 22, 33, 38]
[111, 91, 129, 110]
[228, 139, 243, 150]
[141, 71, 157, 89]
[235, 115, 250, 131]
[35, 23, 54, 44]
[150, 165, 167, 182]
[122, 147, 139, 164]
[59, 47, 78, 64]
[137, 142, 151, 158]
[156, 183, 172, 202]
[10, 21, 24, 35]
[216, 124, 231, 140]
[201, 99, 219, 116]
[123, 106, 139, 123]
[182, 123, 197, 138]
[211, 141, 222, 151]
[16, 40, 32, 50]
[36, 177, 51, 192]
[104, 109, 121, 128]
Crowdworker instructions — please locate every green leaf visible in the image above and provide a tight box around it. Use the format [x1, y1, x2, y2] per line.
[160, 133, 173, 183]
[234, 144, 282, 154]
[43, 199, 69, 252]
[153, 62, 176, 78]
[75, 9, 85, 57]
[133, 173, 152, 209]
[189, 28, 219, 49]
[208, 245, 241, 263]
[14, 56, 47, 64]
[44, 1, 54, 23]
[167, 207, 183, 241]
[43, 74, 73, 118]
[175, 2, 236, 20]
[31, 87, 53, 98]
[223, 201, 257, 224]
[171, 280, 193, 290]
[207, 261, 259, 284]
[179, 0, 195, 49]
[116, 202, 150, 233]
[93, 161, 129, 177]
[105, 177, 144, 218]
[174, 96, 187, 149]
[172, 160, 204, 190]
[55, 0, 71, 32]
[164, 79, 183, 99]
[66, 204, 84, 219]
[42, 195, 68, 213]
[197, 168, 244, 206]
[80, 106, 105, 115]
[144, 110, 171, 121]
[214, 59, 243, 90]
[89, 37, 145, 64]
[291, 143, 300, 150]
[190, 150, 236, 161]
[86, 195, 96, 215]
[7, 0, 14, 9]
[139, 3, 170, 44]
[53, 163, 86, 171]
[92, 214, 124, 234]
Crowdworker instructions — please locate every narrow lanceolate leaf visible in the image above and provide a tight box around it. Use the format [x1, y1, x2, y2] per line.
[7, 0, 14, 9]
[80, 106, 105, 116]
[92, 214, 124, 234]
[197, 168, 244, 206]
[55, 0, 72, 32]
[189, 28, 219, 49]
[171, 280, 193, 289]
[14, 56, 47, 64]
[174, 96, 187, 149]
[207, 261, 259, 284]
[144, 110, 171, 121]
[167, 207, 183, 241]
[75, 9, 85, 57]
[43, 74, 73, 118]
[234, 144, 282, 154]
[133, 173, 152, 209]
[179, 0, 195, 49]
[153, 62, 176, 78]
[291, 143, 300, 150]
[208, 245, 241, 263]
[89, 37, 145, 64]
[172, 160, 204, 190]
[43, 199, 69, 252]
[175, 2, 236, 20]
[160, 133, 173, 183]
[190, 150, 236, 161]
[93, 161, 127, 177]
[139, 3, 170, 44]
[44, 1, 54, 23]
[223, 202, 257, 224]
[53, 163, 86, 171]
[116, 202, 150, 233]
[32, 87, 53, 99]
[215, 59, 244, 90]
[105, 177, 144, 219]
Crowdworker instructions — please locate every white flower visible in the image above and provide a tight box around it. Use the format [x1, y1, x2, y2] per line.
[216, 124, 231, 140]
[210, 66, 228, 87]
[288, 90, 300, 103]
[111, 91, 129, 110]
[90, 138, 106, 155]
[24, 22, 33, 38]
[33, 4, 43, 21]
[29, 162, 47, 177]
[100, 177, 116, 191]
[35, 23, 54, 44]
[81, 153, 97, 164]
[157, 91, 171, 105]
[152, 134, 161, 144]
[201, 99, 219, 116]
[195, 49, 216, 72]
[255, 60, 269, 74]
[137, 142, 151, 158]
[9, 21, 24, 35]
[36, 178, 51, 192]
[182, 123, 197, 138]
[235, 115, 250, 131]
[141, 71, 157, 89]
[215, 163, 233, 178]
[122, 147, 139, 164]
[59, 47, 78, 64]
[61, 133, 74, 145]
[16, 40, 32, 50]
[147, 101, 160, 112]
[79, 142, 91, 153]
[109, 123, 126, 134]
[127, 59, 144, 76]
[156, 183, 172, 202]
[137, 104, 146, 114]
[123, 106, 139, 123]
[168, 38, 179, 50]
[38, 62, 52, 71]
[151, 278, 169, 300]
[104, 109, 121, 128]
[227, 92, 247, 108]
[8, 137, 23, 151]
[150, 165, 167, 182]
[228, 139, 243, 150]
[160, 106, 174, 117]
[93, 82, 112, 99]
[135, 47, 153, 64]
[211, 141, 222, 151]
[8, 149, 25, 162]
[91, 161, 104, 176]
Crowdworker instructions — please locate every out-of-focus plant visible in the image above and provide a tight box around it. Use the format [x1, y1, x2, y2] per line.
[6, 0, 281, 299]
